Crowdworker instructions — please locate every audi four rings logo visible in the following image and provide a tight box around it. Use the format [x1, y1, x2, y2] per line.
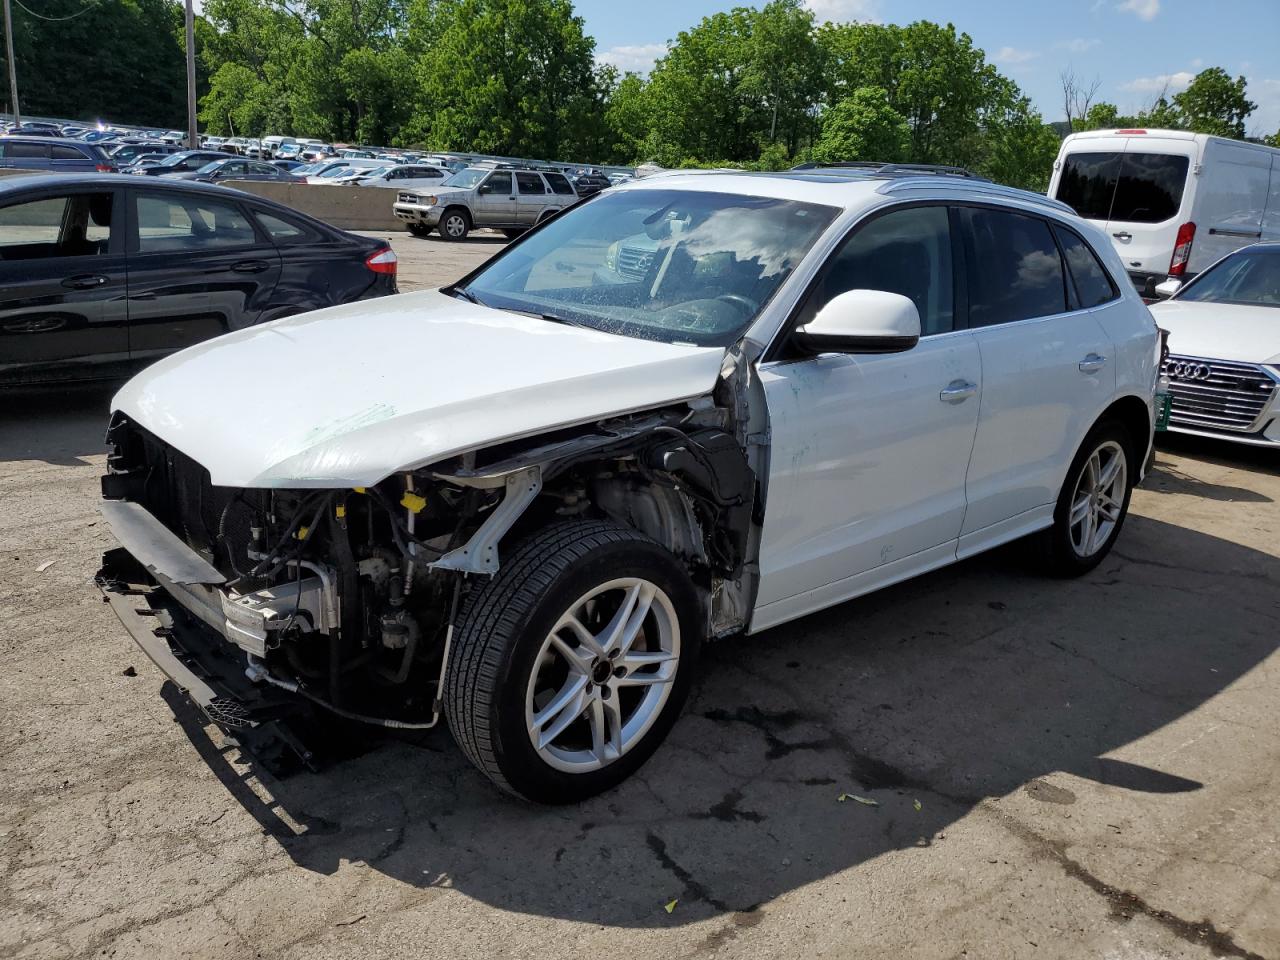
[1164, 361, 1212, 380]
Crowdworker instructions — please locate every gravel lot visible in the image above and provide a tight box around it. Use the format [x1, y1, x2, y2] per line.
[1, 233, 1277, 959]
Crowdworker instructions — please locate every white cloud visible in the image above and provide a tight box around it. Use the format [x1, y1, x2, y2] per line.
[1190, 57, 1203, 68]
[994, 46, 1040, 65]
[1055, 37, 1102, 53]
[1117, 0, 1160, 21]
[801, 0, 881, 24]
[595, 43, 668, 75]
[1122, 70, 1194, 94]
[1248, 77, 1280, 137]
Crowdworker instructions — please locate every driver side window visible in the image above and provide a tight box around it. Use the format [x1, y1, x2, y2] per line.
[798, 205, 955, 337]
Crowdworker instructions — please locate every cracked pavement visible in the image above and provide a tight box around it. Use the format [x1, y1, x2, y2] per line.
[1, 234, 1277, 959]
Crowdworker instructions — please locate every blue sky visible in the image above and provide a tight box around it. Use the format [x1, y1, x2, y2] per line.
[582, 0, 1280, 136]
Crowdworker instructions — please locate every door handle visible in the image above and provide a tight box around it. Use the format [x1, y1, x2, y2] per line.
[230, 260, 269, 274]
[939, 379, 978, 403]
[1112, 231, 1132, 241]
[62, 274, 108, 289]
[1079, 353, 1108, 374]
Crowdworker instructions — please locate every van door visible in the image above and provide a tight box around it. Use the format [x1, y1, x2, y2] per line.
[1104, 141, 1194, 291]
[1191, 139, 1271, 272]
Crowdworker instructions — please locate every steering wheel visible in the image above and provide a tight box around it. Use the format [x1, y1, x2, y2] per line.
[715, 293, 759, 316]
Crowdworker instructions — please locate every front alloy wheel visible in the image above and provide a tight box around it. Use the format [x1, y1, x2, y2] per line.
[445, 521, 700, 802]
[439, 210, 469, 241]
[526, 578, 680, 773]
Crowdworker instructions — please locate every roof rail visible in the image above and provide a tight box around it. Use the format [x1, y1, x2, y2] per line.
[790, 161, 987, 179]
[876, 177, 1077, 214]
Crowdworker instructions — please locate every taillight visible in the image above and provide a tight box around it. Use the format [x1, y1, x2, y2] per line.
[1169, 222, 1195, 277]
[365, 246, 397, 276]
[95, 164, 114, 173]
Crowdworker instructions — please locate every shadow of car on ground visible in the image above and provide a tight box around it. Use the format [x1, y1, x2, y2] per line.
[163, 509, 1278, 932]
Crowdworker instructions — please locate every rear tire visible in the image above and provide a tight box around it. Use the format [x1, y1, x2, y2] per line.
[438, 208, 470, 241]
[445, 520, 701, 803]
[1034, 419, 1135, 577]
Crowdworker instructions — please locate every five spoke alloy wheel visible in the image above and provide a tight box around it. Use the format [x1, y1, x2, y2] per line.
[1068, 440, 1128, 558]
[526, 578, 680, 773]
[445, 521, 700, 803]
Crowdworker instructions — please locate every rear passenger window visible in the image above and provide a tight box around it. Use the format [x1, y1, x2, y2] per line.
[544, 172, 575, 196]
[254, 210, 321, 245]
[3, 142, 49, 159]
[136, 195, 257, 252]
[1054, 227, 1118, 308]
[516, 172, 546, 194]
[962, 208, 1067, 326]
[51, 145, 86, 161]
[804, 205, 955, 336]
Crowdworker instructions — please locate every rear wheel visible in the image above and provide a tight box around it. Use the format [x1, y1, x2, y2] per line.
[1035, 419, 1134, 576]
[445, 521, 701, 803]
[438, 208, 470, 241]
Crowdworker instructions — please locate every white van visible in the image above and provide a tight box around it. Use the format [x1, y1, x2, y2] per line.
[260, 135, 297, 159]
[1048, 129, 1280, 297]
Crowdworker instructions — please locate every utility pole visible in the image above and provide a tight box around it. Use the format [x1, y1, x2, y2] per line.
[184, 0, 196, 147]
[3, 0, 18, 127]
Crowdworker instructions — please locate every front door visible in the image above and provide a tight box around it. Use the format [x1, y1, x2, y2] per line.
[753, 205, 981, 630]
[125, 188, 281, 363]
[0, 187, 129, 384]
[473, 172, 516, 225]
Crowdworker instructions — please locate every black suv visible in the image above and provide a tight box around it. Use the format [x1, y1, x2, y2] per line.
[0, 174, 399, 385]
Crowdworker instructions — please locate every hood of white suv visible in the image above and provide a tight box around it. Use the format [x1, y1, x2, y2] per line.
[1149, 299, 1280, 365]
[112, 290, 726, 488]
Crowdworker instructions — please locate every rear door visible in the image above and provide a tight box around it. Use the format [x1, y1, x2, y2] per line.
[473, 172, 516, 225]
[957, 205, 1115, 553]
[1106, 141, 1194, 281]
[514, 171, 550, 224]
[0, 186, 129, 384]
[124, 188, 282, 363]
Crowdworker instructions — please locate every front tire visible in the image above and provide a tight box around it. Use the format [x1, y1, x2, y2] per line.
[438, 208, 470, 241]
[1035, 419, 1135, 576]
[445, 521, 701, 803]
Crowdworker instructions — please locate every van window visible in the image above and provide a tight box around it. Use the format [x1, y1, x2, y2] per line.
[1055, 150, 1189, 224]
[1110, 153, 1189, 223]
[962, 207, 1068, 326]
[1055, 153, 1121, 221]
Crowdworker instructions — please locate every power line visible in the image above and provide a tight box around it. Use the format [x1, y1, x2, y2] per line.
[10, 0, 97, 22]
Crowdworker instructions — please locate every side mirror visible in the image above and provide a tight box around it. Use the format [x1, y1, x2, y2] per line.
[1153, 278, 1182, 300]
[794, 289, 921, 355]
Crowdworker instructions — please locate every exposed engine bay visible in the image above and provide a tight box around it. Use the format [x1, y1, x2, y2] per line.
[97, 366, 761, 738]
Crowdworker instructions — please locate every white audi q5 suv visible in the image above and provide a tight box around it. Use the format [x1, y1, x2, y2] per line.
[98, 166, 1160, 802]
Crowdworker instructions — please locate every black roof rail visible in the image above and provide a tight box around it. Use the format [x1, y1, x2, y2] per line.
[789, 161, 987, 180]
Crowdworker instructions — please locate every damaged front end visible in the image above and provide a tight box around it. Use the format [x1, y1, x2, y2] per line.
[97, 373, 762, 764]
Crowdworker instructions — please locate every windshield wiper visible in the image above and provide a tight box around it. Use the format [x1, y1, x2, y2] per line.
[450, 285, 483, 306]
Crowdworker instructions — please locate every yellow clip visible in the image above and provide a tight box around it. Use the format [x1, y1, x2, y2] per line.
[352, 487, 366, 494]
[296, 525, 310, 540]
[401, 491, 428, 514]
[335, 504, 347, 519]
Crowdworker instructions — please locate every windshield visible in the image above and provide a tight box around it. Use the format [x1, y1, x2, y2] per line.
[318, 165, 352, 178]
[158, 152, 194, 168]
[1055, 150, 1190, 224]
[1177, 247, 1280, 307]
[443, 168, 487, 189]
[461, 188, 838, 347]
[196, 161, 223, 174]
